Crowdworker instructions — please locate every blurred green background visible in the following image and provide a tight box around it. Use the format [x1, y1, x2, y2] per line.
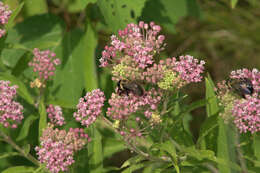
[1, 0, 260, 171]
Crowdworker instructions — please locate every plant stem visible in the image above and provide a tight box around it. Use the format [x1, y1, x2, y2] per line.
[101, 116, 170, 162]
[0, 131, 39, 166]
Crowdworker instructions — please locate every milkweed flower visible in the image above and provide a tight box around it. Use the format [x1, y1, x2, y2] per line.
[107, 88, 162, 139]
[143, 56, 205, 89]
[100, 21, 166, 69]
[28, 48, 61, 87]
[107, 88, 162, 120]
[216, 68, 260, 133]
[0, 80, 23, 128]
[232, 95, 260, 133]
[46, 104, 65, 126]
[0, 2, 12, 38]
[100, 22, 206, 139]
[35, 124, 90, 173]
[73, 89, 105, 127]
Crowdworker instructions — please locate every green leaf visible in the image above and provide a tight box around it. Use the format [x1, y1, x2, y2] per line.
[183, 99, 206, 114]
[88, 125, 103, 173]
[2, 14, 65, 69]
[5, 2, 24, 31]
[231, 0, 238, 9]
[2, 166, 36, 173]
[160, 141, 179, 173]
[214, 158, 242, 172]
[82, 20, 98, 91]
[253, 134, 260, 167]
[205, 76, 219, 117]
[16, 115, 38, 141]
[122, 163, 145, 173]
[141, 0, 201, 32]
[121, 155, 145, 169]
[101, 166, 121, 173]
[14, 14, 64, 49]
[0, 152, 19, 160]
[185, 147, 216, 161]
[11, 52, 31, 77]
[160, 141, 177, 160]
[68, 0, 97, 12]
[0, 72, 34, 104]
[217, 120, 237, 173]
[23, 144, 31, 155]
[38, 97, 46, 139]
[202, 75, 219, 150]
[24, 0, 48, 17]
[49, 29, 86, 108]
[197, 113, 219, 145]
[97, 0, 146, 32]
[103, 138, 126, 159]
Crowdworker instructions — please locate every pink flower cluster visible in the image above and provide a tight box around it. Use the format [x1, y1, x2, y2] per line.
[232, 95, 260, 133]
[35, 124, 90, 173]
[46, 104, 65, 126]
[99, 22, 206, 140]
[216, 69, 260, 133]
[143, 56, 205, 87]
[229, 69, 260, 133]
[0, 80, 23, 128]
[100, 21, 165, 69]
[0, 2, 11, 38]
[107, 88, 162, 120]
[74, 89, 105, 127]
[175, 55, 205, 83]
[28, 48, 61, 81]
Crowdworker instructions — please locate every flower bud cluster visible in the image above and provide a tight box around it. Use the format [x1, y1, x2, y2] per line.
[216, 68, 260, 133]
[46, 104, 65, 126]
[28, 48, 61, 84]
[215, 80, 236, 122]
[0, 2, 11, 38]
[74, 89, 105, 127]
[35, 124, 90, 173]
[0, 80, 23, 128]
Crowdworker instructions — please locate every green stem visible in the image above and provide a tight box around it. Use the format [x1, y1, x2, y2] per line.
[0, 131, 39, 166]
[102, 116, 170, 162]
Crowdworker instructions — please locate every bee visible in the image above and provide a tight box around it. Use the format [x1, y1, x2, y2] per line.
[116, 80, 144, 96]
[227, 78, 254, 98]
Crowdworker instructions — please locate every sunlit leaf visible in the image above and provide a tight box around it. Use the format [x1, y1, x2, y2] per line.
[97, 0, 146, 32]
[2, 166, 36, 173]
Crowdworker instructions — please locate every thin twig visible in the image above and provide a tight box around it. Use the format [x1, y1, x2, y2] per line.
[101, 116, 170, 162]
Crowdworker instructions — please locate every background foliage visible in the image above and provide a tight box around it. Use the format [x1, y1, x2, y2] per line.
[0, 0, 260, 172]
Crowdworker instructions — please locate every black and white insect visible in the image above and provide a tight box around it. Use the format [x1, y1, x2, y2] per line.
[227, 78, 254, 98]
[116, 80, 144, 96]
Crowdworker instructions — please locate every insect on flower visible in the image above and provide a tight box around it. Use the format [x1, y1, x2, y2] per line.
[227, 78, 254, 98]
[116, 80, 144, 96]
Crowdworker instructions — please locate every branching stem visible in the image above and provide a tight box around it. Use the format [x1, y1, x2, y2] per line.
[0, 131, 39, 166]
